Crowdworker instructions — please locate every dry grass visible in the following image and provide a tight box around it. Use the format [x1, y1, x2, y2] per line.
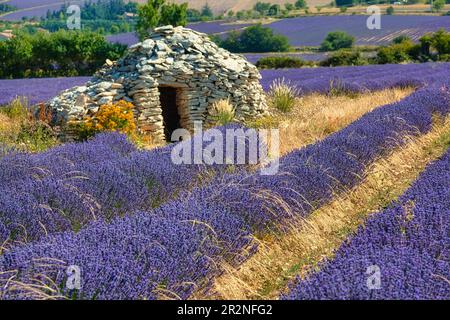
[0, 113, 20, 138]
[194, 116, 450, 300]
[251, 87, 414, 156]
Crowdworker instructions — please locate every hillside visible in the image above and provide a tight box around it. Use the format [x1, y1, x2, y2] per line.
[123, 0, 331, 14]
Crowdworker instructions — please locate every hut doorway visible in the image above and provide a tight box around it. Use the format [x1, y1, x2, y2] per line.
[159, 86, 181, 140]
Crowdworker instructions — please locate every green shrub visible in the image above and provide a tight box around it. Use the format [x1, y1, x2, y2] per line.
[320, 31, 355, 51]
[321, 50, 368, 66]
[392, 35, 411, 44]
[386, 6, 394, 15]
[256, 56, 314, 69]
[213, 24, 291, 53]
[376, 40, 416, 64]
[0, 30, 126, 79]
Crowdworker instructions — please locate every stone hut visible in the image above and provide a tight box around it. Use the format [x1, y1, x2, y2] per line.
[47, 25, 267, 141]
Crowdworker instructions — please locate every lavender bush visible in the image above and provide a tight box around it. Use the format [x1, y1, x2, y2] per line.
[206, 82, 450, 229]
[0, 124, 263, 247]
[260, 63, 450, 94]
[282, 149, 450, 300]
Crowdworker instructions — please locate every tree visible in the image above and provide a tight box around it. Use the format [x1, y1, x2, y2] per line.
[215, 24, 291, 53]
[285, 3, 294, 11]
[187, 8, 201, 22]
[335, 0, 354, 6]
[160, 3, 188, 27]
[433, 0, 445, 11]
[201, 3, 214, 19]
[136, 0, 164, 40]
[430, 29, 450, 55]
[268, 4, 281, 16]
[136, 0, 188, 40]
[295, 0, 307, 8]
[386, 6, 394, 15]
[320, 31, 355, 51]
[236, 10, 247, 19]
[254, 2, 272, 14]
[392, 35, 411, 44]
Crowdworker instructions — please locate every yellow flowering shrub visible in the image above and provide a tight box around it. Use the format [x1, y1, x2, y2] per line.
[80, 100, 137, 139]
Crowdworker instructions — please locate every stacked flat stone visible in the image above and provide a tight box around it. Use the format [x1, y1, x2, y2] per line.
[47, 25, 268, 141]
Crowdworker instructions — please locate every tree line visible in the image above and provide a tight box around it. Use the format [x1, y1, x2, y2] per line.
[0, 30, 126, 79]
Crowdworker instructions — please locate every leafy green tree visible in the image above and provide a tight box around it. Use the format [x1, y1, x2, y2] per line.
[268, 4, 281, 16]
[254, 2, 272, 14]
[136, 0, 187, 40]
[335, 0, 354, 6]
[136, 0, 164, 40]
[295, 0, 307, 8]
[201, 3, 214, 19]
[236, 10, 247, 19]
[386, 6, 394, 15]
[433, 0, 445, 11]
[430, 29, 450, 55]
[320, 31, 355, 51]
[160, 3, 188, 27]
[393, 35, 411, 44]
[285, 3, 294, 11]
[215, 24, 291, 53]
[376, 40, 416, 64]
[0, 30, 126, 79]
[187, 8, 201, 22]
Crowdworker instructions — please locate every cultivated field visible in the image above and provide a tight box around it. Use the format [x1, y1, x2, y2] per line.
[0, 1, 449, 301]
[0, 61, 449, 299]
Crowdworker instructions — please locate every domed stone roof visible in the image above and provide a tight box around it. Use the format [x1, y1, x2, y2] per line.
[47, 25, 267, 141]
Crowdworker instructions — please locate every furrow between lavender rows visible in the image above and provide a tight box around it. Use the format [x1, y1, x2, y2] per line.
[282, 148, 450, 300]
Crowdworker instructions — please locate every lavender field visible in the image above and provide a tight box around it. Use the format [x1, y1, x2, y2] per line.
[1, 63, 449, 106]
[268, 15, 450, 46]
[0, 0, 85, 21]
[0, 77, 89, 106]
[1, 76, 449, 299]
[1, 13, 450, 301]
[283, 149, 450, 300]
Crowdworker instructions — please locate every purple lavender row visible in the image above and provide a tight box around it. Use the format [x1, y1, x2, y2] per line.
[260, 63, 450, 94]
[0, 123, 260, 248]
[0, 77, 90, 106]
[282, 149, 450, 300]
[1, 80, 448, 300]
[207, 81, 450, 229]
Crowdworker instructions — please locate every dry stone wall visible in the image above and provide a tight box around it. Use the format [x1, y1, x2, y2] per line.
[47, 25, 268, 141]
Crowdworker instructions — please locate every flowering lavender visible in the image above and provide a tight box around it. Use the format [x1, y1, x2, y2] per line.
[0, 77, 89, 106]
[268, 15, 450, 46]
[207, 82, 450, 229]
[0, 124, 264, 248]
[1, 80, 447, 299]
[282, 149, 450, 300]
[260, 63, 450, 94]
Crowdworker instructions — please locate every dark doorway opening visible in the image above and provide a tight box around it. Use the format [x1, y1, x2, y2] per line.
[159, 86, 181, 141]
